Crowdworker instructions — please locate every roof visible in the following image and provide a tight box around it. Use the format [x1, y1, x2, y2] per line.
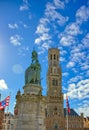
[64, 108, 79, 116]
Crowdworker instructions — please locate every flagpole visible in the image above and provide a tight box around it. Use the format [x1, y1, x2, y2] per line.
[66, 95, 70, 130]
[0, 93, 1, 101]
[66, 106, 68, 130]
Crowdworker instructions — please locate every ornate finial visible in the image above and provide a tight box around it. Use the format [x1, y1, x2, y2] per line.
[16, 89, 21, 99]
[18, 89, 20, 93]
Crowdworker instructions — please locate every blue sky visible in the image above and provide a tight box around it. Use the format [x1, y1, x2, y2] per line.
[0, 0, 89, 117]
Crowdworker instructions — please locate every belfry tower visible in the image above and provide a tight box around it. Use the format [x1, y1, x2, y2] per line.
[45, 48, 64, 130]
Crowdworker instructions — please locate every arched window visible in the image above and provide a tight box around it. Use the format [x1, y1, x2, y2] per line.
[57, 55, 58, 61]
[52, 79, 58, 86]
[50, 54, 52, 60]
[54, 123, 58, 129]
[51, 68, 52, 73]
[54, 54, 56, 59]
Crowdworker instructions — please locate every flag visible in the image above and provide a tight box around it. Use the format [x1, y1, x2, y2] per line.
[0, 96, 10, 110]
[66, 96, 70, 113]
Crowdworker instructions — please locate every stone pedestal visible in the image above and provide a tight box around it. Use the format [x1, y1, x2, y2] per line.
[15, 84, 46, 130]
[23, 84, 42, 96]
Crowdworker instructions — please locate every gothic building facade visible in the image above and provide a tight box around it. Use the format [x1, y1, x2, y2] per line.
[14, 48, 84, 130]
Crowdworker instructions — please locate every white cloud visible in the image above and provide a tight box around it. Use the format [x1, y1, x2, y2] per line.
[77, 79, 89, 88]
[76, 100, 89, 117]
[60, 56, 66, 62]
[76, 107, 89, 117]
[40, 18, 50, 25]
[42, 42, 50, 50]
[68, 76, 83, 83]
[82, 33, 89, 47]
[63, 86, 68, 92]
[35, 33, 51, 45]
[23, 24, 29, 28]
[87, 70, 89, 76]
[35, 38, 42, 45]
[62, 72, 69, 77]
[60, 35, 75, 46]
[45, 2, 68, 26]
[18, 46, 30, 56]
[8, 23, 18, 29]
[20, 0, 30, 11]
[59, 22, 82, 46]
[66, 61, 75, 68]
[36, 24, 50, 34]
[10, 35, 23, 46]
[20, 4, 29, 11]
[73, 52, 85, 61]
[60, 48, 67, 55]
[34, 0, 69, 53]
[70, 46, 81, 54]
[65, 23, 82, 36]
[19, 21, 30, 28]
[53, 0, 65, 9]
[38, 46, 45, 55]
[81, 63, 89, 70]
[12, 64, 24, 74]
[41, 33, 51, 41]
[76, 5, 89, 24]
[67, 45, 87, 72]
[0, 79, 8, 90]
[67, 79, 89, 100]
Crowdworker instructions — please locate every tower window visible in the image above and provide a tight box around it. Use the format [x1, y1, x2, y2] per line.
[52, 79, 58, 86]
[54, 54, 56, 59]
[57, 55, 58, 61]
[54, 68, 57, 73]
[51, 68, 52, 73]
[53, 61, 57, 66]
[54, 107, 57, 111]
[54, 123, 58, 129]
[50, 54, 52, 60]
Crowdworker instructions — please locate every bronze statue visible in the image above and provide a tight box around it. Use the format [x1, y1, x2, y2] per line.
[25, 50, 41, 85]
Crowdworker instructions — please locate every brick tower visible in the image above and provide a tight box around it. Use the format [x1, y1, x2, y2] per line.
[45, 48, 64, 130]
